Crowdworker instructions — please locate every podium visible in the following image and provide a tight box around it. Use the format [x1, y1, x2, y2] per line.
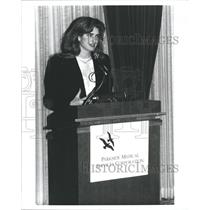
[47, 100, 164, 205]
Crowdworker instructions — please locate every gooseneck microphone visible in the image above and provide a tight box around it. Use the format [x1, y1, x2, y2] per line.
[83, 56, 109, 105]
[100, 63, 110, 76]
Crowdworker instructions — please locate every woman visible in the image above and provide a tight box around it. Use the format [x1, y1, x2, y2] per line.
[43, 16, 112, 112]
[43, 17, 113, 204]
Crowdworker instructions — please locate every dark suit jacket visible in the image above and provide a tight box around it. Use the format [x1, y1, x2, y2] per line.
[43, 53, 112, 129]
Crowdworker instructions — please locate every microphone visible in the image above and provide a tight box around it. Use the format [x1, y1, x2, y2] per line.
[83, 63, 108, 105]
[99, 64, 110, 76]
[102, 64, 110, 76]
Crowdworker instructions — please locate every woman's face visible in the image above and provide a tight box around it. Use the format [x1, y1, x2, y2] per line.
[78, 27, 100, 53]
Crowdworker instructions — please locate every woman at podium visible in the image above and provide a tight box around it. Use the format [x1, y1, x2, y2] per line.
[42, 16, 113, 204]
[43, 16, 113, 112]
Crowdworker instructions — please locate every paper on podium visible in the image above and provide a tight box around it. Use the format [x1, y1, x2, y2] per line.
[90, 121, 149, 182]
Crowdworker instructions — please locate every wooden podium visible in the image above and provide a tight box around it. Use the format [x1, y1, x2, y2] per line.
[47, 100, 164, 205]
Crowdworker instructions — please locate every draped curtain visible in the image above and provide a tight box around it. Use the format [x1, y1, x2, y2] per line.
[35, 6, 107, 204]
[150, 6, 174, 201]
[35, 5, 174, 204]
[104, 6, 162, 100]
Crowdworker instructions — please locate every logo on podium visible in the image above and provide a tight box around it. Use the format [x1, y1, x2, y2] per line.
[99, 132, 115, 151]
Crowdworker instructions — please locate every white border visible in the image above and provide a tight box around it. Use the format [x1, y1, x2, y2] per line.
[13, 0, 210, 210]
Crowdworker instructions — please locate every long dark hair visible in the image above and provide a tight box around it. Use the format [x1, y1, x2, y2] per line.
[60, 16, 105, 57]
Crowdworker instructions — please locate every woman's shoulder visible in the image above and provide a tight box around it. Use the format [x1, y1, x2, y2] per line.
[100, 53, 111, 66]
[95, 52, 110, 63]
[104, 53, 110, 58]
[48, 53, 75, 63]
[99, 52, 109, 59]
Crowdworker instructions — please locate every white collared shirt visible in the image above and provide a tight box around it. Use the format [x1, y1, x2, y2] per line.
[76, 56, 96, 96]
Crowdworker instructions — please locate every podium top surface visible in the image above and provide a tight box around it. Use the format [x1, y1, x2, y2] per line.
[75, 100, 161, 123]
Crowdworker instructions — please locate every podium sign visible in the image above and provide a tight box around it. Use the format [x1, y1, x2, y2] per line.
[90, 121, 149, 182]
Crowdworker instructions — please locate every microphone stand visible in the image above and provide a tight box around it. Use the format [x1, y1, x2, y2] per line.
[83, 64, 108, 105]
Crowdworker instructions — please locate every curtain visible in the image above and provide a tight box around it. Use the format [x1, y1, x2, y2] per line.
[35, 6, 107, 204]
[104, 5, 174, 202]
[104, 6, 162, 100]
[150, 6, 174, 202]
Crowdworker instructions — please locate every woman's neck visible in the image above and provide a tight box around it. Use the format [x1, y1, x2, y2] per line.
[78, 50, 91, 59]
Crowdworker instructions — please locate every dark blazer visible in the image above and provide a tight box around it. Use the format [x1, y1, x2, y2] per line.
[43, 53, 112, 129]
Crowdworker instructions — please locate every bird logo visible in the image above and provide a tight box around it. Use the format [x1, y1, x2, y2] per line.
[107, 131, 114, 147]
[99, 132, 115, 151]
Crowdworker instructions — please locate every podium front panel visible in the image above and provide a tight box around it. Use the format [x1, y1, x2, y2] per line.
[77, 119, 161, 204]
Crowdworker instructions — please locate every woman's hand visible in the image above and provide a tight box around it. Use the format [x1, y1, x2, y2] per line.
[69, 89, 87, 106]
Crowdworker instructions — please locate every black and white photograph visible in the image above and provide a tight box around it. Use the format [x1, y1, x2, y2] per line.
[32, 4, 175, 205]
[13, 0, 210, 210]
